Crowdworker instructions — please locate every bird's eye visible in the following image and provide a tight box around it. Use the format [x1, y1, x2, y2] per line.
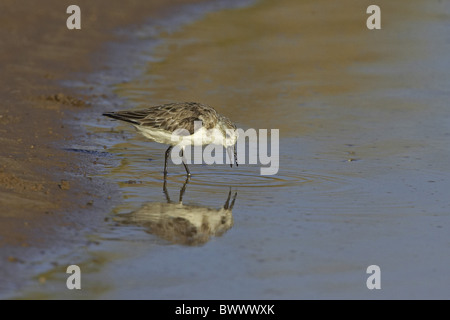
[226, 133, 231, 139]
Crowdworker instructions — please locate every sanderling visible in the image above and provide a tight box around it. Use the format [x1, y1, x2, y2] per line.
[103, 102, 238, 176]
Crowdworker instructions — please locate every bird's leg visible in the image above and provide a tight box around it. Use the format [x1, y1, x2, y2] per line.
[234, 144, 238, 167]
[163, 176, 171, 203]
[181, 147, 191, 177]
[230, 192, 237, 210]
[164, 146, 173, 177]
[179, 176, 190, 203]
[182, 162, 191, 176]
[224, 188, 238, 210]
[224, 189, 232, 209]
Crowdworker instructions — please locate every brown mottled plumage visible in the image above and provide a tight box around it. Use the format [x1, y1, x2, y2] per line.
[103, 102, 224, 134]
[103, 102, 238, 177]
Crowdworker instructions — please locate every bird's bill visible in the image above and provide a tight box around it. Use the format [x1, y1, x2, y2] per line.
[227, 146, 234, 168]
[234, 143, 238, 167]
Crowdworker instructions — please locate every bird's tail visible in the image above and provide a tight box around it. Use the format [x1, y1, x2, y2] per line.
[102, 112, 140, 125]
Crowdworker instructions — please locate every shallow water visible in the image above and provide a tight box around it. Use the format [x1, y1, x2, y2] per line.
[19, 0, 450, 299]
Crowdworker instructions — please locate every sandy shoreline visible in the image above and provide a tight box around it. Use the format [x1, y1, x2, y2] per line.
[0, 0, 205, 295]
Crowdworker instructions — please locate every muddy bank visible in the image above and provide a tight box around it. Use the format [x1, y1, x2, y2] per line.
[0, 0, 206, 295]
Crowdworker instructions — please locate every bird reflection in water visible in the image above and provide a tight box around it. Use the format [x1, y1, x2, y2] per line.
[122, 178, 237, 246]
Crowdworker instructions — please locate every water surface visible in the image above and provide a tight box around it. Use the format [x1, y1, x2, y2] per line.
[20, 0, 450, 299]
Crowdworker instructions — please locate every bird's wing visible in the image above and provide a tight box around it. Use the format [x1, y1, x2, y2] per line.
[104, 102, 220, 135]
[141, 116, 201, 135]
[140, 103, 219, 134]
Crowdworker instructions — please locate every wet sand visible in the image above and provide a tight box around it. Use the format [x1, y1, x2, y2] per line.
[0, 0, 206, 296]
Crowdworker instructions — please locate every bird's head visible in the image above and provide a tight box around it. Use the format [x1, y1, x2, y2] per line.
[219, 116, 238, 147]
[219, 117, 239, 168]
